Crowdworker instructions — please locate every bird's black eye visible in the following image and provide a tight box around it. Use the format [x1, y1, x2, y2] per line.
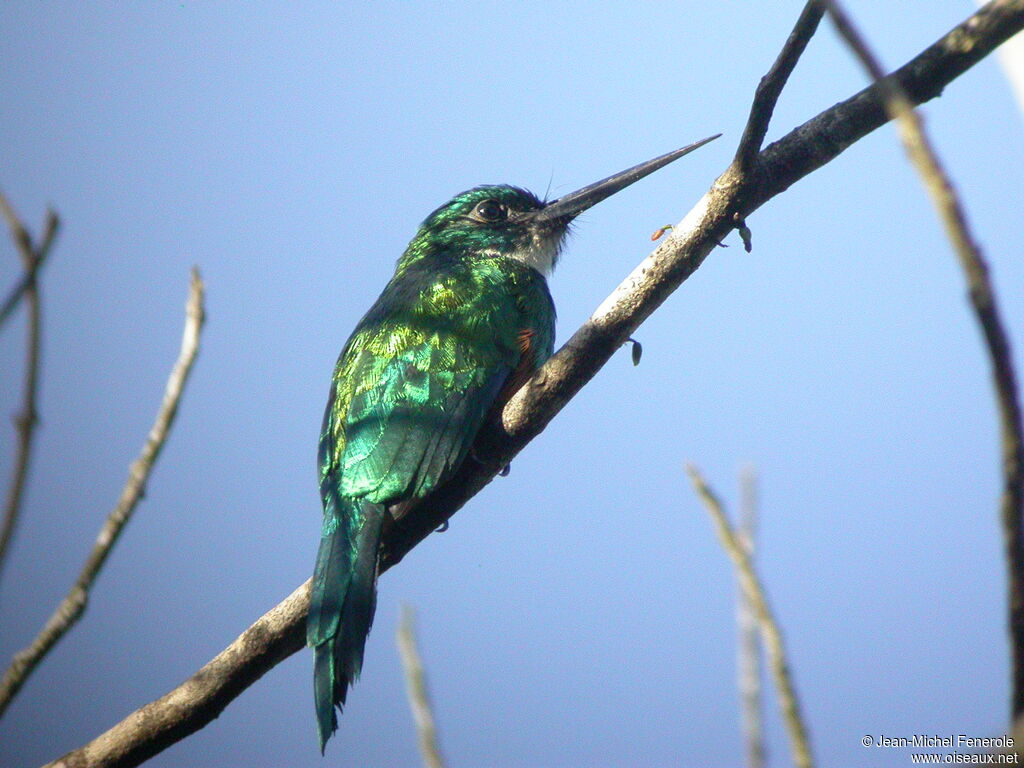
[473, 199, 506, 222]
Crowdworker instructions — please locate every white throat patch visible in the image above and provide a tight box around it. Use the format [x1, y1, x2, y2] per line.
[507, 230, 564, 276]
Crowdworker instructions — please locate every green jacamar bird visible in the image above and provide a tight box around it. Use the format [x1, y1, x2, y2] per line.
[307, 136, 718, 751]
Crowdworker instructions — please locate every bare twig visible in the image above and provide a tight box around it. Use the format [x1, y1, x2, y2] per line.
[397, 606, 447, 768]
[0, 193, 59, 579]
[738, 466, 765, 768]
[733, 0, 826, 172]
[687, 466, 812, 768]
[824, 0, 1024, 721]
[40, 4, 1024, 766]
[0, 260, 48, 329]
[0, 269, 204, 717]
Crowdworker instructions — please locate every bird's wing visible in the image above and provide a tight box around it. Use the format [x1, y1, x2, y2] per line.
[321, 325, 512, 506]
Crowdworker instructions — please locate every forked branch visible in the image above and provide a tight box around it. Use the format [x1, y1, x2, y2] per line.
[0, 193, 59, 579]
[733, 0, 826, 171]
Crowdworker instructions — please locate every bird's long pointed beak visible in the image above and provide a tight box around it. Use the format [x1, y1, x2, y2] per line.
[535, 134, 721, 223]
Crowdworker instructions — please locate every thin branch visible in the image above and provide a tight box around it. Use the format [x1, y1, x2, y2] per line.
[0, 254, 51, 329]
[0, 269, 205, 717]
[687, 465, 812, 768]
[397, 606, 447, 768]
[738, 466, 765, 768]
[40, 3, 1024, 766]
[0, 193, 59, 579]
[824, 0, 1024, 721]
[733, 0, 826, 172]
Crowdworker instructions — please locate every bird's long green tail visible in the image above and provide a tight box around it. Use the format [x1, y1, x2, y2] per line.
[307, 489, 384, 753]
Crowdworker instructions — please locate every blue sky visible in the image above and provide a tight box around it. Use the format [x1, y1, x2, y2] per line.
[2, 2, 1023, 767]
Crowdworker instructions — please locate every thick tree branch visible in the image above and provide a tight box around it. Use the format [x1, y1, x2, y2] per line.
[825, 0, 1024, 721]
[0, 270, 204, 718]
[43, 2, 1024, 766]
[0, 193, 59, 580]
[384, 0, 1024, 565]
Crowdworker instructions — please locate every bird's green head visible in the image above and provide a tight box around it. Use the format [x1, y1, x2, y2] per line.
[398, 134, 721, 276]
[408, 185, 562, 274]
